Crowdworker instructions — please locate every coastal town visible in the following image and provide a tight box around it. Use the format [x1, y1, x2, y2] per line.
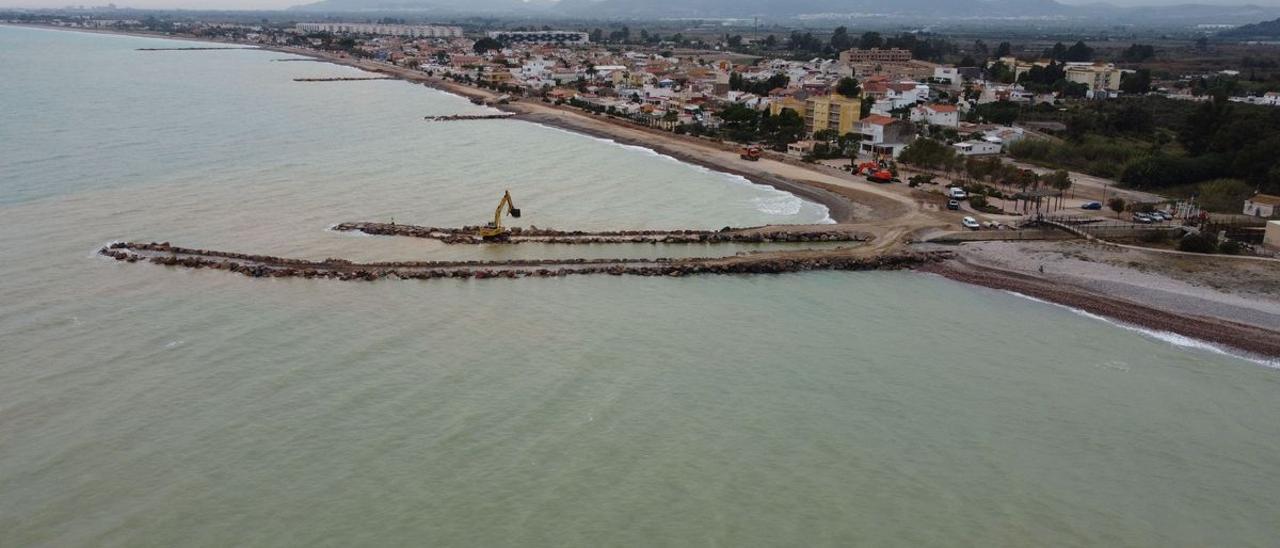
[5, 13, 1279, 354]
[21, 14, 1279, 246]
[5, 5, 1280, 545]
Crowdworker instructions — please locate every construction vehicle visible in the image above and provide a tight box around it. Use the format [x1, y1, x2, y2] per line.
[739, 145, 762, 161]
[854, 159, 897, 183]
[479, 190, 521, 241]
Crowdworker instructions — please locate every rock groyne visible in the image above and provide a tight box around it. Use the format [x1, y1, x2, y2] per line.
[99, 242, 950, 282]
[332, 222, 869, 245]
[136, 47, 255, 51]
[423, 114, 518, 122]
[293, 77, 394, 82]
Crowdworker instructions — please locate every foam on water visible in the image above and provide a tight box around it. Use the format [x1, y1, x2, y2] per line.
[534, 123, 835, 223]
[1002, 289, 1280, 369]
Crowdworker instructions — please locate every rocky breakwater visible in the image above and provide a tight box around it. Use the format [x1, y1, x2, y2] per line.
[332, 222, 869, 245]
[294, 77, 394, 82]
[98, 241, 951, 282]
[423, 114, 518, 122]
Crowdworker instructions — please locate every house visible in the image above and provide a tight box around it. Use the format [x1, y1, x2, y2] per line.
[1243, 194, 1280, 218]
[856, 115, 915, 158]
[933, 66, 960, 86]
[910, 104, 959, 127]
[787, 140, 816, 157]
[870, 81, 931, 114]
[953, 140, 1002, 156]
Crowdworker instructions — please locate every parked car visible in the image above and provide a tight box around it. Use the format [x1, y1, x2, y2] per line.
[1081, 201, 1102, 210]
[1155, 211, 1173, 221]
[947, 199, 960, 210]
[962, 216, 981, 230]
[949, 187, 968, 200]
[1132, 213, 1153, 224]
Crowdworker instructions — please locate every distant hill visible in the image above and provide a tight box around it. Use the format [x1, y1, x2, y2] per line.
[1218, 16, 1280, 38]
[290, 0, 1280, 26]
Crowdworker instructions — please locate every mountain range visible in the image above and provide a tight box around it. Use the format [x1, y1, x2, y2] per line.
[290, 0, 1280, 26]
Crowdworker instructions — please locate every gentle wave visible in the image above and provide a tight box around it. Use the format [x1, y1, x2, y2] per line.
[532, 123, 835, 223]
[1002, 290, 1280, 369]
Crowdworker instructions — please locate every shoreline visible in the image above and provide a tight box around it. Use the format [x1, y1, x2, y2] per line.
[16, 24, 1279, 360]
[253, 44, 862, 223]
[921, 257, 1280, 360]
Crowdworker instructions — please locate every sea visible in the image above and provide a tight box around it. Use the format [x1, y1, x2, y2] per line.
[2, 25, 1278, 547]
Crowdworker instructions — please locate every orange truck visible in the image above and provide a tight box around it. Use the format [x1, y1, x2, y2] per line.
[739, 146, 762, 161]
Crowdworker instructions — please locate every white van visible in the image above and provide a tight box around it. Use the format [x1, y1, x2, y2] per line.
[949, 187, 968, 200]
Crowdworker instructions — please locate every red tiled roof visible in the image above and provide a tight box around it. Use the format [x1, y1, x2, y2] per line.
[861, 115, 897, 126]
[1248, 194, 1280, 206]
[926, 104, 958, 113]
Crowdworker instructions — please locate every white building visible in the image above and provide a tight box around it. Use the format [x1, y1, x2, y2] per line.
[295, 23, 462, 38]
[910, 104, 959, 127]
[933, 66, 960, 86]
[856, 115, 915, 158]
[1243, 194, 1280, 218]
[487, 31, 590, 45]
[953, 140, 1002, 156]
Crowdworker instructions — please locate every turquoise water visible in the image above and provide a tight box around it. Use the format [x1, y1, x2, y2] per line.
[2, 26, 1279, 547]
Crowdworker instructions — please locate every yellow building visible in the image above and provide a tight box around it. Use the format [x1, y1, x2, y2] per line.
[804, 93, 863, 136]
[769, 95, 807, 118]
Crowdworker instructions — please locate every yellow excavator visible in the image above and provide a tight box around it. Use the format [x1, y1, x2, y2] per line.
[479, 190, 521, 241]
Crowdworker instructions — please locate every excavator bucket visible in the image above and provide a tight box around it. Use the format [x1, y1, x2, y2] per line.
[510, 208, 521, 218]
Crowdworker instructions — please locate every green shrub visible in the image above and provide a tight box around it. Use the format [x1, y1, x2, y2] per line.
[1178, 233, 1218, 253]
[1138, 230, 1169, 243]
[1218, 240, 1244, 255]
[1196, 179, 1255, 213]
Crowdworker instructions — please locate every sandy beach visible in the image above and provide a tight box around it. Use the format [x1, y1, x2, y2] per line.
[924, 240, 1280, 359]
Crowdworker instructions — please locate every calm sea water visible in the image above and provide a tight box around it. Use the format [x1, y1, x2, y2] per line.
[2, 26, 1279, 547]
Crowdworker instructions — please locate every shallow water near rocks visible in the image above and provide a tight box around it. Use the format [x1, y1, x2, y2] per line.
[2, 25, 1279, 547]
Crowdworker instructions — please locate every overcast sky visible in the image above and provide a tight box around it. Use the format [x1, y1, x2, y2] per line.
[3, 0, 1280, 13]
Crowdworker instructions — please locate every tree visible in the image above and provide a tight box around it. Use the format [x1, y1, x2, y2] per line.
[994, 41, 1012, 58]
[973, 40, 989, 58]
[835, 77, 861, 98]
[1045, 169, 1072, 209]
[897, 138, 957, 170]
[473, 37, 502, 54]
[1120, 43, 1156, 62]
[988, 61, 1016, 84]
[1065, 41, 1094, 62]
[829, 26, 853, 50]
[726, 35, 743, 48]
[1045, 42, 1067, 60]
[1120, 69, 1152, 94]
[1108, 197, 1127, 218]
[760, 108, 805, 148]
[859, 32, 883, 49]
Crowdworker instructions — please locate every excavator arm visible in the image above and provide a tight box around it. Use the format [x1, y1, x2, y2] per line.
[480, 190, 520, 240]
